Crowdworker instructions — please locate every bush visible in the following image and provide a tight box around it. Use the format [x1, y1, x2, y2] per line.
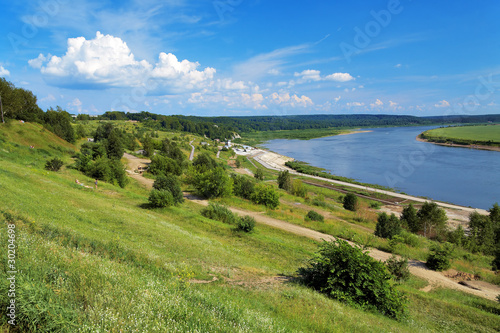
[44, 157, 64, 171]
[386, 255, 410, 282]
[426, 243, 454, 271]
[290, 179, 307, 197]
[254, 168, 264, 181]
[375, 213, 401, 239]
[298, 239, 406, 320]
[251, 183, 280, 209]
[277, 170, 291, 191]
[201, 203, 237, 224]
[237, 216, 256, 232]
[191, 167, 233, 199]
[231, 174, 255, 199]
[306, 210, 324, 222]
[153, 174, 184, 205]
[148, 189, 174, 208]
[343, 193, 358, 211]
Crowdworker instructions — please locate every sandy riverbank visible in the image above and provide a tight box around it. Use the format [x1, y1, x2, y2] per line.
[416, 135, 500, 152]
[337, 130, 373, 136]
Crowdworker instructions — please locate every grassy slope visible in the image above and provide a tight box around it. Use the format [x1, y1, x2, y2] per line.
[1, 122, 499, 332]
[423, 125, 500, 145]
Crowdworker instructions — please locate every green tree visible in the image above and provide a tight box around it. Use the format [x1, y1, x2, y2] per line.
[375, 213, 401, 239]
[148, 189, 174, 208]
[417, 202, 447, 238]
[141, 135, 155, 157]
[75, 124, 87, 139]
[426, 243, 454, 271]
[231, 174, 255, 199]
[290, 179, 307, 197]
[192, 166, 233, 199]
[193, 152, 218, 173]
[298, 239, 406, 320]
[277, 170, 292, 191]
[149, 155, 182, 176]
[254, 168, 264, 181]
[152, 174, 184, 205]
[106, 128, 124, 160]
[468, 212, 495, 255]
[400, 203, 419, 233]
[161, 138, 185, 164]
[343, 193, 358, 212]
[251, 183, 280, 209]
[45, 158, 64, 172]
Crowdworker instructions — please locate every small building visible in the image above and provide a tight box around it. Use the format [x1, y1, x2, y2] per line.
[87, 138, 94, 142]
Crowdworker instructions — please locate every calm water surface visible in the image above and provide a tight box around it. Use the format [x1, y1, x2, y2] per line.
[262, 126, 500, 210]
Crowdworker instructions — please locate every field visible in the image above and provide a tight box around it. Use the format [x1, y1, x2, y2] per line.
[421, 124, 500, 146]
[1, 121, 500, 332]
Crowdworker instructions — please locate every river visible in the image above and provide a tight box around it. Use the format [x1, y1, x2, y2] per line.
[262, 126, 500, 210]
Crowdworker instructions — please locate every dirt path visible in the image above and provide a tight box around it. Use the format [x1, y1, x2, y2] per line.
[123, 153, 154, 188]
[189, 140, 195, 161]
[123, 154, 500, 301]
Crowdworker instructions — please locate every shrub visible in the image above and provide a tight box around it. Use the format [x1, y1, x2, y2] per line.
[306, 210, 324, 222]
[386, 255, 410, 282]
[44, 157, 64, 171]
[290, 179, 307, 197]
[201, 203, 237, 224]
[254, 168, 264, 181]
[277, 170, 291, 191]
[148, 189, 174, 208]
[343, 193, 358, 211]
[191, 167, 233, 199]
[375, 213, 401, 239]
[237, 216, 256, 232]
[231, 174, 255, 199]
[298, 239, 406, 320]
[251, 183, 280, 209]
[153, 174, 184, 204]
[426, 243, 454, 271]
[399, 230, 420, 248]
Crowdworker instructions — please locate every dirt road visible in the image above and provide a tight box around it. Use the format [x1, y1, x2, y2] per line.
[124, 154, 500, 301]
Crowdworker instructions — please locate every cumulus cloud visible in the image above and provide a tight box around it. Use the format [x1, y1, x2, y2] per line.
[434, 100, 450, 108]
[69, 98, 83, 113]
[0, 66, 10, 77]
[347, 102, 364, 107]
[30, 32, 215, 92]
[269, 92, 313, 108]
[293, 69, 354, 84]
[370, 99, 384, 108]
[394, 63, 402, 68]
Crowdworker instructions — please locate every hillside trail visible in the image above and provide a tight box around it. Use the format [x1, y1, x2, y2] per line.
[123, 154, 500, 301]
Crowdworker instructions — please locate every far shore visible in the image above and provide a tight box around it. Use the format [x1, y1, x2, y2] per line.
[337, 129, 373, 136]
[416, 135, 500, 152]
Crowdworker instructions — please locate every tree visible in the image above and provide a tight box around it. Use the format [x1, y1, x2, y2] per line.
[75, 124, 87, 139]
[468, 212, 495, 255]
[290, 179, 307, 197]
[231, 174, 255, 199]
[149, 155, 182, 176]
[277, 170, 291, 191]
[106, 128, 124, 160]
[161, 138, 185, 164]
[148, 189, 174, 208]
[400, 204, 419, 233]
[417, 202, 447, 238]
[375, 213, 401, 239]
[426, 243, 453, 271]
[45, 158, 64, 171]
[343, 193, 358, 212]
[251, 183, 280, 209]
[193, 152, 218, 173]
[254, 168, 264, 181]
[152, 174, 184, 205]
[298, 239, 406, 320]
[141, 135, 155, 157]
[0, 92, 4, 123]
[192, 166, 233, 199]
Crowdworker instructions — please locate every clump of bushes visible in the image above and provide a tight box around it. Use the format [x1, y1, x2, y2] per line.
[251, 183, 280, 209]
[201, 203, 237, 224]
[45, 157, 64, 171]
[386, 255, 410, 282]
[298, 239, 406, 320]
[237, 216, 256, 233]
[343, 193, 358, 211]
[148, 189, 174, 208]
[426, 243, 454, 271]
[305, 210, 324, 222]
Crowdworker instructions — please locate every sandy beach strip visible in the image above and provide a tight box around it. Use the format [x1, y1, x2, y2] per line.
[416, 136, 500, 152]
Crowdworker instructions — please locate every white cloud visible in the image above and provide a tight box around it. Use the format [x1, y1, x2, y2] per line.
[268, 92, 313, 108]
[389, 101, 398, 108]
[0, 66, 10, 77]
[334, 96, 341, 103]
[347, 102, 364, 107]
[30, 32, 215, 92]
[68, 98, 83, 113]
[40, 94, 56, 103]
[395, 63, 402, 68]
[293, 69, 354, 84]
[434, 100, 450, 108]
[370, 99, 384, 108]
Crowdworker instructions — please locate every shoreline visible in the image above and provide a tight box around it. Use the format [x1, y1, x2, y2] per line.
[337, 129, 373, 136]
[416, 135, 500, 152]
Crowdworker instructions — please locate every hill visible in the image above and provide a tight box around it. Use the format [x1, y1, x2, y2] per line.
[1, 121, 499, 332]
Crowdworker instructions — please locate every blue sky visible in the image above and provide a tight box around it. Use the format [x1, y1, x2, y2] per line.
[0, 0, 499, 117]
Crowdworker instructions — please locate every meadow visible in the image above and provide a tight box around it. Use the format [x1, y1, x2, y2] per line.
[421, 124, 500, 146]
[1, 121, 499, 332]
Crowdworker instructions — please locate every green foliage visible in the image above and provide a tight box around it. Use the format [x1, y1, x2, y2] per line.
[251, 183, 280, 209]
[141, 135, 155, 157]
[426, 243, 454, 271]
[237, 215, 256, 233]
[42, 107, 75, 143]
[152, 174, 184, 205]
[0, 77, 44, 122]
[277, 170, 291, 191]
[201, 203, 237, 224]
[375, 213, 401, 239]
[305, 210, 324, 222]
[160, 138, 185, 164]
[468, 211, 496, 255]
[290, 179, 307, 197]
[400, 203, 419, 232]
[191, 166, 233, 199]
[492, 245, 500, 271]
[231, 173, 255, 199]
[298, 239, 406, 320]
[447, 225, 466, 247]
[149, 154, 182, 176]
[148, 189, 175, 208]
[254, 168, 264, 181]
[343, 193, 358, 212]
[386, 255, 410, 282]
[75, 124, 87, 138]
[193, 152, 219, 173]
[417, 202, 448, 238]
[44, 157, 64, 171]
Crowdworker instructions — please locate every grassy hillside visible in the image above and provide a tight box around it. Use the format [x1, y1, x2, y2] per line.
[421, 124, 500, 146]
[1, 122, 499, 332]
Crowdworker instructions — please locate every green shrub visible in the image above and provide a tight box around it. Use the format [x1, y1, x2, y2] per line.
[251, 183, 280, 209]
[254, 168, 264, 181]
[426, 243, 454, 271]
[148, 189, 174, 208]
[152, 174, 184, 204]
[375, 213, 401, 239]
[343, 193, 358, 211]
[44, 157, 64, 171]
[386, 255, 410, 282]
[201, 203, 237, 224]
[305, 210, 324, 222]
[298, 239, 406, 320]
[399, 230, 420, 248]
[237, 216, 256, 232]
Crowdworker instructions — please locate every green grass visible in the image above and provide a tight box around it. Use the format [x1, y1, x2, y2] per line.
[421, 124, 500, 146]
[1, 121, 500, 332]
[234, 127, 345, 146]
